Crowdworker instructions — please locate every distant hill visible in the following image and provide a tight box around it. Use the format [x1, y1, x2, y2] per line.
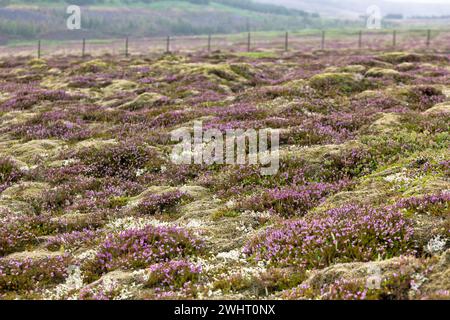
[0, 0, 332, 41]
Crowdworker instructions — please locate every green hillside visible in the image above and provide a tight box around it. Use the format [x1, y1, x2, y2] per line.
[0, 0, 360, 42]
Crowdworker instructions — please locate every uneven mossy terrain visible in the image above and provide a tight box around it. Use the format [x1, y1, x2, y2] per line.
[0, 49, 449, 300]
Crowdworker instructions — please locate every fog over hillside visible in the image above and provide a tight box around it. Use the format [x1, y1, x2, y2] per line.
[256, 0, 450, 18]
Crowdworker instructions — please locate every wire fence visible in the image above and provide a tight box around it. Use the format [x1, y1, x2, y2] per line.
[2, 28, 450, 58]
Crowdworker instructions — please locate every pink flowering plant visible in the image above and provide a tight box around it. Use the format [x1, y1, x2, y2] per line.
[244, 205, 415, 269]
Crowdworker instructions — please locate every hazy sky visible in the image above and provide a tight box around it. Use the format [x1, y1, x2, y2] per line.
[385, 0, 450, 3]
[258, 0, 450, 17]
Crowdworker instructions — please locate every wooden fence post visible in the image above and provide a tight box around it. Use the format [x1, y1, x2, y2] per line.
[321, 30, 325, 50]
[125, 37, 129, 57]
[82, 38, 86, 57]
[166, 36, 171, 53]
[285, 31, 289, 52]
[358, 30, 362, 49]
[247, 32, 251, 52]
[392, 30, 397, 48]
[37, 40, 41, 59]
[426, 29, 431, 47]
[208, 34, 211, 52]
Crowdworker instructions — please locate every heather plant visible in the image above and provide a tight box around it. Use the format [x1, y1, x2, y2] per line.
[136, 191, 191, 216]
[0, 89, 78, 111]
[0, 255, 70, 294]
[202, 165, 265, 198]
[77, 141, 163, 180]
[142, 163, 202, 186]
[237, 180, 352, 217]
[396, 192, 450, 218]
[142, 260, 202, 291]
[403, 86, 445, 111]
[68, 75, 112, 89]
[0, 157, 22, 192]
[283, 274, 415, 300]
[244, 205, 414, 269]
[0, 215, 60, 257]
[82, 225, 205, 281]
[282, 147, 378, 183]
[400, 112, 450, 135]
[11, 112, 93, 142]
[78, 277, 136, 300]
[45, 229, 102, 252]
[41, 177, 102, 212]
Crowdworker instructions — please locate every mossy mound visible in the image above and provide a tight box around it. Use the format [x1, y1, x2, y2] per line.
[325, 65, 366, 74]
[424, 102, 450, 115]
[0, 182, 49, 201]
[281, 79, 308, 90]
[102, 80, 138, 96]
[397, 62, 416, 72]
[385, 86, 444, 108]
[378, 52, 423, 64]
[27, 58, 47, 68]
[378, 52, 448, 64]
[182, 63, 246, 84]
[2, 139, 65, 164]
[119, 92, 168, 110]
[369, 113, 402, 133]
[365, 67, 401, 78]
[229, 63, 259, 80]
[309, 72, 365, 95]
[78, 59, 112, 73]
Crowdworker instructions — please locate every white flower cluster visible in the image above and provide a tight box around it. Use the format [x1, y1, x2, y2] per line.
[186, 219, 205, 228]
[425, 235, 447, 254]
[44, 265, 84, 300]
[241, 210, 272, 219]
[384, 169, 411, 184]
[75, 249, 98, 261]
[216, 249, 242, 262]
[105, 216, 172, 232]
[410, 273, 428, 292]
[135, 168, 146, 177]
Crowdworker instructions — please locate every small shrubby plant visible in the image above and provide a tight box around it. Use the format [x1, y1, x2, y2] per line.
[77, 141, 162, 180]
[136, 191, 190, 215]
[82, 225, 204, 280]
[244, 205, 414, 269]
[0, 255, 70, 294]
[0, 157, 21, 192]
[143, 260, 202, 291]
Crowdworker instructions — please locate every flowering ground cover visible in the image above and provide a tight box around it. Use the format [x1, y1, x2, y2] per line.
[0, 49, 449, 300]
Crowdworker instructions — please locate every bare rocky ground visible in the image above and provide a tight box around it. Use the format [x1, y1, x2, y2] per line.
[0, 49, 448, 299]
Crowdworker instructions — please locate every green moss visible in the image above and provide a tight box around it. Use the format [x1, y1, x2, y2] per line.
[211, 209, 240, 220]
[309, 72, 365, 95]
[78, 59, 111, 73]
[378, 52, 423, 64]
[108, 196, 130, 209]
[424, 102, 450, 115]
[235, 51, 277, 59]
[325, 65, 366, 74]
[397, 62, 416, 71]
[27, 58, 47, 67]
[385, 86, 444, 108]
[120, 92, 167, 110]
[281, 79, 307, 90]
[365, 67, 401, 78]
[104, 80, 137, 93]
[229, 63, 259, 80]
